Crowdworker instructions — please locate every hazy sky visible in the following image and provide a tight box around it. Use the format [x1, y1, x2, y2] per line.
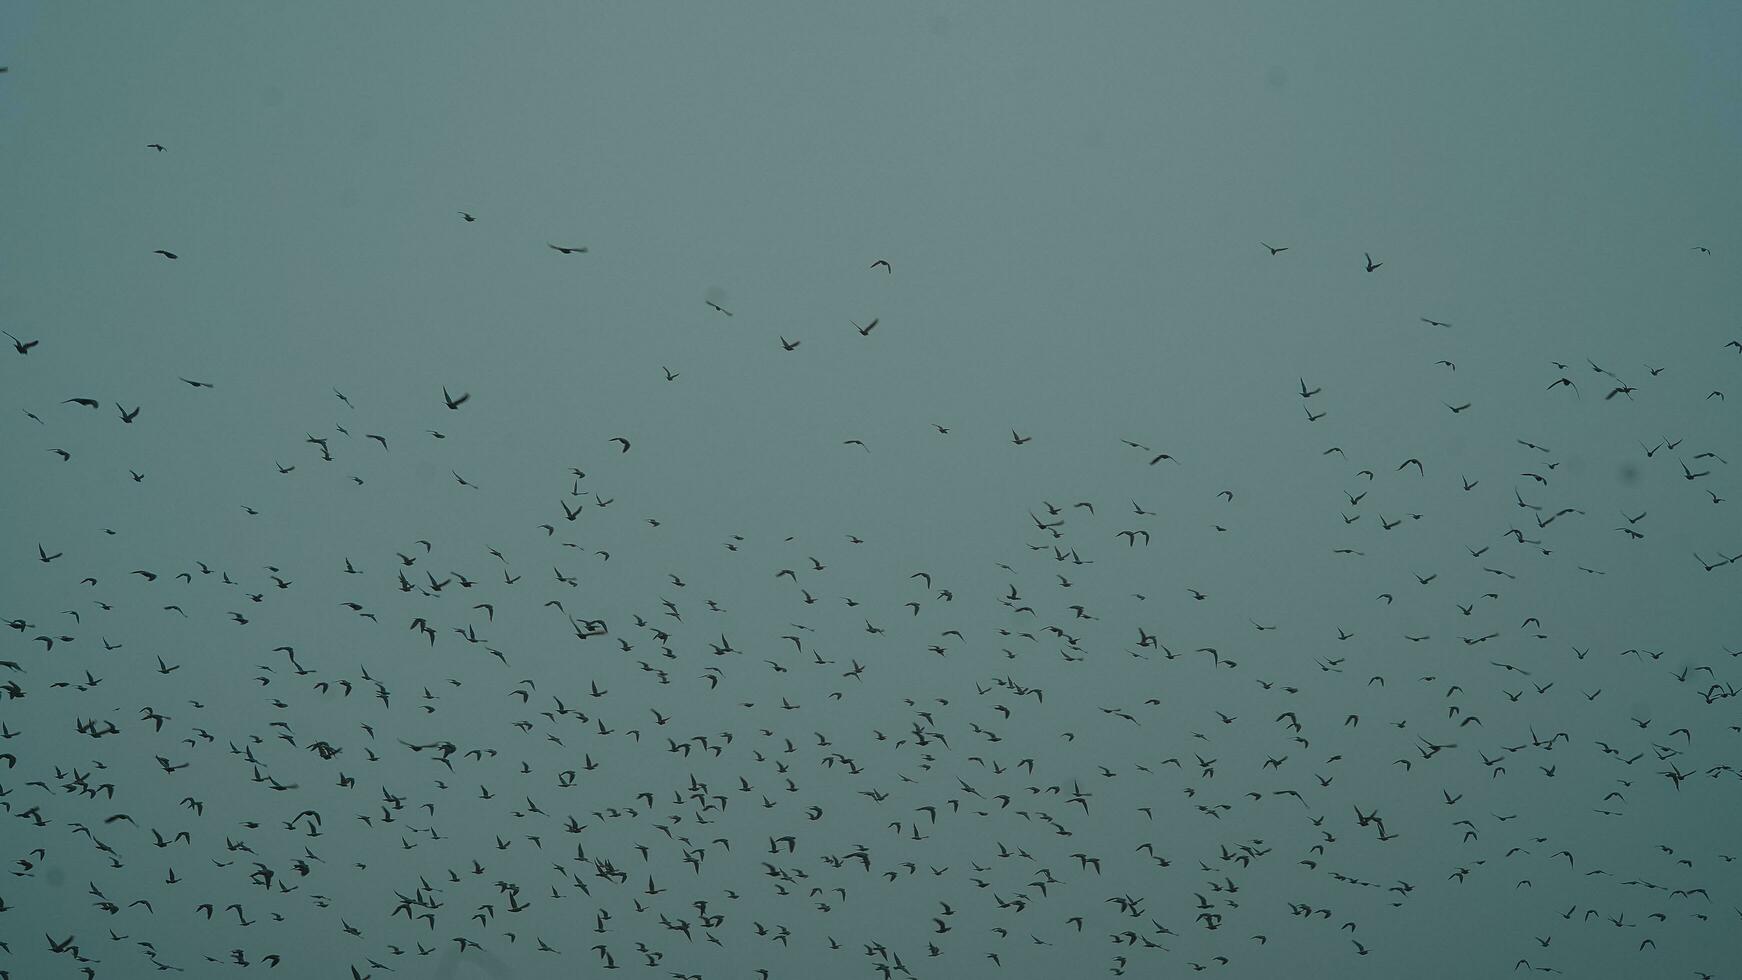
[3, 4, 1741, 979]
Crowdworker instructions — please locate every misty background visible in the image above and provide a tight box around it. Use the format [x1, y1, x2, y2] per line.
[2, 3, 1740, 978]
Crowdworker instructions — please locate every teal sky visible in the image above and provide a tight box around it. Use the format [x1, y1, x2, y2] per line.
[3, 4, 1740, 978]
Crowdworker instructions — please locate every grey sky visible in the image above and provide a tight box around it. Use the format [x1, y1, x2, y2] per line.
[3, 3, 1741, 978]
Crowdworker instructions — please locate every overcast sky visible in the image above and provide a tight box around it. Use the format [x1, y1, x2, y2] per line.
[3, 4, 1741, 979]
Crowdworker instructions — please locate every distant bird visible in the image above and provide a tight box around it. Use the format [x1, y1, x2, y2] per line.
[1363, 252, 1382, 272]
[147, 143, 165, 151]
[548, 244, 587, 254]
[1261, 243, 1288, 255]
[5, 331, 38, 354]
[178, 377, 214, 388]
[870, 259, 892, 273]
[1421, 318, 1451, 327]
[153, 249, 178, 259]
[458, 211, 475, 222]
[852, 319, 878, 336]
[706, 300, 733, 316]
[441, 387, 471, 410]
[610, 437, 631, 453]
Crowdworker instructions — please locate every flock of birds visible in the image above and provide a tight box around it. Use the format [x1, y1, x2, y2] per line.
[6, 136, 1742, 979]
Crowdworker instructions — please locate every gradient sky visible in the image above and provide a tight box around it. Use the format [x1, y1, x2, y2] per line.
[3, 4, 1741, 979]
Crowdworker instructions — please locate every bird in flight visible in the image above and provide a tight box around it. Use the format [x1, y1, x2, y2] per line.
[441, 387, 471, 410]
[870, 259, 892, 273]
[706, 300, 732, 316]
[1421, 317, 1451, 327]
[458, 211, 475, 222]
[852, 319, 878, 336]
[4, 331, 38, 354]
[153, 249, 178, 259]
[548, 244, 587, 254]
[1260, 243, 1288, 255]
[1363, 252, 1382, 272]
[147, 143, 165, 151]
